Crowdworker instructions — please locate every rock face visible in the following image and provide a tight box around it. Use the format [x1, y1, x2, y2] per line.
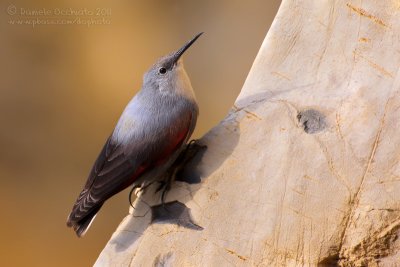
[95, 1, 400, 266]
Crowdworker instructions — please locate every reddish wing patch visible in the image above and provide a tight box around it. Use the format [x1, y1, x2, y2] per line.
[121, 113, 192, 189]
[102, 113, 192, 196]
[123, 164, 148, 189]
[154, 113, 192, 166]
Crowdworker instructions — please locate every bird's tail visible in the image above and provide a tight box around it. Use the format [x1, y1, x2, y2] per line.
[66, 204, 103, 237]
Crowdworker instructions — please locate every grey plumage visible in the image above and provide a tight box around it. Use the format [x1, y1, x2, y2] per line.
[67, 33, 202, 237]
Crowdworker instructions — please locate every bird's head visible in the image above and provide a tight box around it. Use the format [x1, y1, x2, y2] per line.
[143, 32, 203, 97]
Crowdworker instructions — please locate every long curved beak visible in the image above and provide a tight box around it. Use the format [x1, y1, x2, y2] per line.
[173, 32, 203, 64]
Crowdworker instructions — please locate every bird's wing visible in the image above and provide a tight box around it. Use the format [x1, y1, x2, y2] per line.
[67, 110, 196, 236]
[66, 137, 137, 230]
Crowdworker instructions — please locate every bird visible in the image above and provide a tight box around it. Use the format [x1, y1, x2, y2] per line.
[67, 33, 203, 237]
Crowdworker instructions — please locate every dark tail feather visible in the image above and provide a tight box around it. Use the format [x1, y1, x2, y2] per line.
[67, 204, 103, 237]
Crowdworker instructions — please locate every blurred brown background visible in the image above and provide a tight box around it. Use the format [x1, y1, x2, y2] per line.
[0, 1, 280, 266]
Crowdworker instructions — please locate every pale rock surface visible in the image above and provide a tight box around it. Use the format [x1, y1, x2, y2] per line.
[96, 1, 400, 266]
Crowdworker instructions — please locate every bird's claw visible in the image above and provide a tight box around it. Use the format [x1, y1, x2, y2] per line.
[158, 139, 207, 206]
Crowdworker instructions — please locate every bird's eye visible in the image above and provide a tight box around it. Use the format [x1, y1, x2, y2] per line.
[158, 67, 167, 74]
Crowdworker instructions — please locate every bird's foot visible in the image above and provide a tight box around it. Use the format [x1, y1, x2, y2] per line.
[157, 139, 207, 205]
[128, 185, 140, 208]
[129, 181, 157, 208]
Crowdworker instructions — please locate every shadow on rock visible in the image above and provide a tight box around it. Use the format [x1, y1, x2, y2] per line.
[109, 92, 277, 252]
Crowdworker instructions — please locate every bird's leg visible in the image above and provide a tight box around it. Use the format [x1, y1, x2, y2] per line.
[158, 139, 207, 205]
[128, 184, 141, 208]
[161, 166, 180, 205]
[129, 181, 158, 208]
[140, 180, 157, 193]
[129, 183, 155, 219]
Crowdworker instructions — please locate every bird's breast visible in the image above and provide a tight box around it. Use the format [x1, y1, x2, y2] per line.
[112, 94, 196, 146]
[173, 62, 197, 102]
[114, 114, 136, 144]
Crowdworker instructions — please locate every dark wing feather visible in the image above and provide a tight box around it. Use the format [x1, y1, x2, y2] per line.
[66, 137, 138, 229]
[67, 110, 196, 236]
